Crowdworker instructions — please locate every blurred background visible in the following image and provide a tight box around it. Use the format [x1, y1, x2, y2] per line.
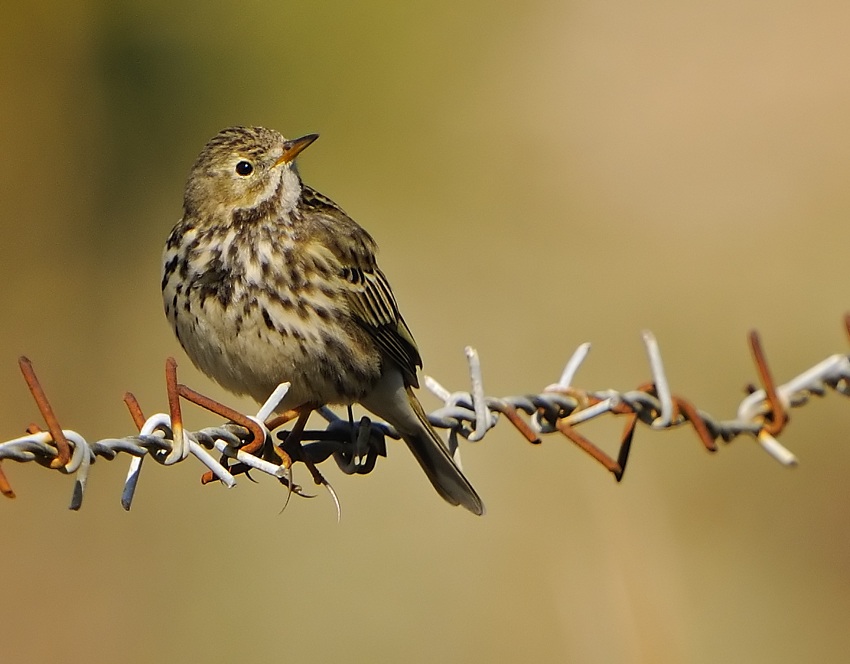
[2, 1, 850, 662]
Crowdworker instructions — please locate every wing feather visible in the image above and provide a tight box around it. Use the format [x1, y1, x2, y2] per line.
[300, 187, 422, 386]
[343, 266, 422, 387]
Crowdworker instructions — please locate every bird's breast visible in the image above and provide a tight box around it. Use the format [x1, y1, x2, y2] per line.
[161, 222, 382, 406]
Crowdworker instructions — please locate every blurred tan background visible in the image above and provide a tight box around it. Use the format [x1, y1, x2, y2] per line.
[3, 1, 850, 662]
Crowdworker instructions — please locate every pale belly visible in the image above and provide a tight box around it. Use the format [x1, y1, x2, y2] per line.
[164, 285, 382, 410]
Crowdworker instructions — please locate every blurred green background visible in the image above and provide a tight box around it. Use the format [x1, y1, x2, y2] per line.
[3, 1, 850, 662]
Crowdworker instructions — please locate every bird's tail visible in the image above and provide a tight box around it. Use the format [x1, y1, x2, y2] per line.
[399, 387, 485, 516]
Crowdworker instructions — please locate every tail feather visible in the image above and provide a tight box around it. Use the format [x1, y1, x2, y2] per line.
[400, 387, 485, 516]
[359, 372, 485, 515]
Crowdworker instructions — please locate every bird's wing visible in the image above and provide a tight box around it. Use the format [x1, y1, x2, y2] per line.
[301, 186, 423, 387]
[341, 263, 422, 388]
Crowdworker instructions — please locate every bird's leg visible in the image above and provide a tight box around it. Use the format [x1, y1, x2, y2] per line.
[264, 409, 301, 431]
[266, 404, 314, 465]
[259, 408, 302, 472]
[275, 406, 333, 489]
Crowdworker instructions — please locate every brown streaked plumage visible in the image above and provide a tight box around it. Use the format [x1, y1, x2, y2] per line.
[162, 126, 484, 515]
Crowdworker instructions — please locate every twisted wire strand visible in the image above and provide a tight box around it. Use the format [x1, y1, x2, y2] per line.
[2, 323, 849, 511]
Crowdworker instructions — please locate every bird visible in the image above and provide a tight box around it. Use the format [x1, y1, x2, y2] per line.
[161, 126, 484, 515]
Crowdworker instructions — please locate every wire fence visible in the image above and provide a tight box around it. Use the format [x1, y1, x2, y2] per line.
[2, 317, 850, 514]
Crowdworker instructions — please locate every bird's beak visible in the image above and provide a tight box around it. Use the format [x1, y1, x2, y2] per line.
[274, 133, 319, 167]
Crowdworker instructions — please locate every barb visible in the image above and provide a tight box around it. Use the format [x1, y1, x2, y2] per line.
[0, 463, 14, 498]
[4, 316, 850, 512]
[642, 331, 674, 428]
[18, 356, 71, 468]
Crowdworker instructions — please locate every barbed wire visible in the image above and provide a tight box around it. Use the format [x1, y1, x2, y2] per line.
[3, 316, 850, 515]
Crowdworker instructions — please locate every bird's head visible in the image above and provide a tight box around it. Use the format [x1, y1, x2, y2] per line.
[183, 126, 318, 223]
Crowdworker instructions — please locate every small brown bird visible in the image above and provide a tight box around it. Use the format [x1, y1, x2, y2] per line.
[161, 126, 484, 514]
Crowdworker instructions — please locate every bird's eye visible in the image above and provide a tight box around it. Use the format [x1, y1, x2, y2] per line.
[235, 160, 254, 176]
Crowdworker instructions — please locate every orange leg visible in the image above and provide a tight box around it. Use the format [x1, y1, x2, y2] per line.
[274, 407, 331, 488]
[264, 409, 301, 431]
[273, 407, 311, 464]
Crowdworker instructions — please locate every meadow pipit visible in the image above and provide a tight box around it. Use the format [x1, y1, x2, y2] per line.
[161, 126, 484, 515]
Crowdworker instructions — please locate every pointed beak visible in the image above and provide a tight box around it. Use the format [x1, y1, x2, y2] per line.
[274, 133, 319, 167]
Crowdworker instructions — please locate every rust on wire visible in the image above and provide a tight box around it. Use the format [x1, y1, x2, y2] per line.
[748, 331, 788, 436]
[496, 403, 541, 444]
[546, 385, 592, 413]
[634, 381, 665, 424]
[672, 396, 718, 452]
[613, 413, 639, 482]
[0, 463, 14, 498]
[122, 392, 147, 430]
[18, 356, 71, 468]
[176, 381, 268, 484]
[164, 357, 185, 463]
[4, 317, 850, 511]
[555, 419, 622, 477]
[177, 383, 267, 455]
[631, 382, 717, 452]
[171, 365, 274, 485]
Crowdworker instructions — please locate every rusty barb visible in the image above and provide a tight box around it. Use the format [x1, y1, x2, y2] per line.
[4, 317, 850, 512]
